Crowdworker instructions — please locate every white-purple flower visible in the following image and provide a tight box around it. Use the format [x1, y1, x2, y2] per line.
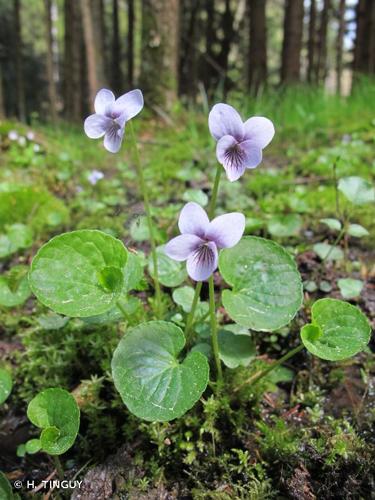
[208, 103, 275, 182]
[84, 88, 144, 153]
[165, 202, 245, 282]
[88, 169, 104, 185]
[8, 130, 19, 141]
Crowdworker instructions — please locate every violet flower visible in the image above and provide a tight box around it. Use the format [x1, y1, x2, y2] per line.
[84, 88, 144, 153]
[208, 103, 275, 182]
[165, 202, 245, 281]
[88, 169, 104, 185]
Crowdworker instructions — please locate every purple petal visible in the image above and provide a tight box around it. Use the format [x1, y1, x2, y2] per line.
[208, 103, 244, 142]
[240, 139, 263, 169]
[216, 135, 247, 182]
[165, 234, 203, 261]
[178, 202, 210, 238]
[186, 241, 218, 281]
[103, 124, 124, 153]
[243, 117, 275, 149]
[205, 213, 245, 249]
[113, 89, 144, 120]
[94, 89, 115, 115]
[84, 114, 112, 138]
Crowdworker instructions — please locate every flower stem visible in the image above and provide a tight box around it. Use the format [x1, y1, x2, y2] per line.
[208, 165, 222, 218]
[116, 300, 130, 323]
[184, 281, 202, 345]
[208, 275, 222, 384]
[53, 455, 64, 481]
[322, 225, 346, 264]
[128, 121, 162, 318]
[235, 344, 305, 392]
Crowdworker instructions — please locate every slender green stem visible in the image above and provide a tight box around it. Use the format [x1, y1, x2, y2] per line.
[235, 344, 305, 392]
[332, 156, 341, 219]
[53, 455, 64, 481]
[208, 165, 222, 218]
[184, 281, 202, 345]
[116, 300, 131, 323]
[128, 121, 162, 318]
[322, 225, 346, 264]
[208, 275, 222, 383]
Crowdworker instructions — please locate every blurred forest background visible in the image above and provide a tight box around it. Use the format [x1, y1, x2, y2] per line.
[0, 0, 374, 123]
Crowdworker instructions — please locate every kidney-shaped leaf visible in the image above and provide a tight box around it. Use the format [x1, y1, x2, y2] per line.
[218, 325, 256, 369]
[300, 298, 371, 361]
[338, 176, 375, 205]
[27, 388, 80, 455]
[112, 321, 209, 422]
[219, 237, 303, 331]
[0, 270, 31, 307]
[148, 246, 187, 288]
[29, 230, 128, 317]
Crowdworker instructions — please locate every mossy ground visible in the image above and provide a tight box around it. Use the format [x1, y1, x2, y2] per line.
[0, 83, 374, 499]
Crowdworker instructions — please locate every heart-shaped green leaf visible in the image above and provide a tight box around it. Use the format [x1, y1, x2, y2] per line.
[320, 218, 342, 232]
[27, 388, 80, 455]
[267, 214, 302, 237]
[219, 237, 303, 331]
[0, 368, 12, 404]
[25, 438, 42, 454]
[112, 321, 209, 421]
[148, 246, 187, 287]
[29, 230, 128, 317]
[173, 286, 195, 312]
[0, 265, 31, 307]
[338, 176, 375, 205]
[313, 243, 344, 261]
[218, 325, 256, 368]
[300, 298, 371, 361]
[172, 286, 208, 319]
[347, 224, 369, 238]
[123, 252, 144, 292]
[182, 189, 208, 206]
[337, 278, 364, 299]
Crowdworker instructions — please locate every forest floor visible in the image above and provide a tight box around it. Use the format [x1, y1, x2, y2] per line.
[0, 85, 374, 499]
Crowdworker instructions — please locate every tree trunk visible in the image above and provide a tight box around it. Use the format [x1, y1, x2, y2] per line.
[112, 0, 122, 92]
[316, 0, 331, 83]
[217, 0, 234, 96]
[178, 0, 200, 99]
[81, 0, 106, 109]
[201, 0, 217, 95]
[353, 0, 366, 73]
[353, 0, 375, 76]
[64, 0, 83, 121]
[307, 0, 317, 83]
[127, 0, 135, 87]
[335, 0, 345, 94]
[141, 0, 180, 109]
[13, 0, 26, 121]
[99, 0, 109, 78]
[280, 0, 304, 84]
[44, 0, 58, 122]
[0, 66, 5, 119]
[368, 0, 375, 73]
[247, 0, 267, 94]
[92, 0, 107, 86]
